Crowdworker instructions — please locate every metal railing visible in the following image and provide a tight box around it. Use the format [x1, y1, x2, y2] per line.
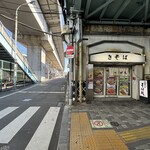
[0, 21, 38, 82]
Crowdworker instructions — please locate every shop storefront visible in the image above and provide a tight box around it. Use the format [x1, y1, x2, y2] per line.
[93, 67, 131, 97]
[93, 65, 131, 97]
[87, 51, 145, 99]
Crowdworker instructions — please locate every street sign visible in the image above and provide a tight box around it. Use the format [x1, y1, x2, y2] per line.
[90, 120, 112, 128]
[66, 45, 74, 58]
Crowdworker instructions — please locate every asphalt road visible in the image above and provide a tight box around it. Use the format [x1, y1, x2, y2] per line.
[0, 77, 66, 150]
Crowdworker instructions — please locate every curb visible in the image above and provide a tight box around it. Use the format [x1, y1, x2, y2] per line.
[57, 105, 70, 150]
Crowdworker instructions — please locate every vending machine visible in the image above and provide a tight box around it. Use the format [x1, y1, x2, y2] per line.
[139, 80, 150, 103]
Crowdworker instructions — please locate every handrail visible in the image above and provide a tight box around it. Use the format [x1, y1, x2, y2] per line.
[0, 21, 38, 81]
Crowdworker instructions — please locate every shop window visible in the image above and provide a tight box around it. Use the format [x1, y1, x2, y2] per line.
[94, 67, 104, 95]
[3, 61, 11, 69]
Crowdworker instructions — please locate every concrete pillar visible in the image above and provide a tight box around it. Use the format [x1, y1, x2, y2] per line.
[132, 65, 143, 100]
[27, 46, 47, 82]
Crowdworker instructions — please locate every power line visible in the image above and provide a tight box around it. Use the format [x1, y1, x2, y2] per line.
[0, 14, 61, 37]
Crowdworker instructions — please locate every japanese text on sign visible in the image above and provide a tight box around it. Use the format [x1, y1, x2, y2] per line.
[108, 54, 128, 61]
[140, 80, 148, 98]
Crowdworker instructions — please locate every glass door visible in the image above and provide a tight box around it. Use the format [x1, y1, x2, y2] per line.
[106, 76, 117, 96]
[118, 67, 130, 96]
[118, 76, 130, 96]
[93, 66, 131, 97]
[105, 67, 131, 97]
[106, 68, 117, 96]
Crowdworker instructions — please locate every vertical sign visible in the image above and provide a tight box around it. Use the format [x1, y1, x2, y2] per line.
[140, 80, 148, 98]
[87, 64, 93, 89]
[0, 70, 2, 91]
[66, 45, 74, 58]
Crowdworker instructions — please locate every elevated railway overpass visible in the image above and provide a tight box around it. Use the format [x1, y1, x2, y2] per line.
[63, 0, 150, 102]
[0, 0, 64, 82]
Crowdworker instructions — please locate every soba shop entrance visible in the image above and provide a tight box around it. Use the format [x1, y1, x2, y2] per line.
[93, 66, 131, 97]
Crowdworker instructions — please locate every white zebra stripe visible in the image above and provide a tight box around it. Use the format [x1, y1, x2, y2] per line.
[20, 91, 64, 94]
[0, 107, 40, 143]
[0, 107, 18, 119]
[25, 107, 60, 150]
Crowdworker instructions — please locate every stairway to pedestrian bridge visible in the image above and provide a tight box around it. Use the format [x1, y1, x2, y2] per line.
[0, 21, 38, 83]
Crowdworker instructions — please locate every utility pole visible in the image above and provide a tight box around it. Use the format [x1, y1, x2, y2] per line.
[68, 7, 74, 105]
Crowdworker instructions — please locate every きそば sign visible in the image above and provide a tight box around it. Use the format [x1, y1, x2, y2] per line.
[90, 53, 145, 63]
[66, 45, 74, 58]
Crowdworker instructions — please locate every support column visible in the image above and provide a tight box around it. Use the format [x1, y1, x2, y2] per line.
[79, 42, 83, 102]
[132, 65, 143, 100]
[27, 46, 47, 82]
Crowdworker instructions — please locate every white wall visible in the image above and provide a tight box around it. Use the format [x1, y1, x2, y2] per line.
[132, 65, 143, 100]
[82, 35, 149, 99]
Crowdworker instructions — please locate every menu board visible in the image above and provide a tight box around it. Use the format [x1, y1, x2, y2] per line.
[139, 80, 148, 98]
[87, 64, 93, 89]
[106, 77, 116, 95]
[119, 77, 129, 96]
[94, 67, 104, 95]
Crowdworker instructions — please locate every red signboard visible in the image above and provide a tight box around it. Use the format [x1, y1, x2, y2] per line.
[66, 45, 74, 58]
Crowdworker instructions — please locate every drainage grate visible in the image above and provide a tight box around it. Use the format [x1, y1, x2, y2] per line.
[0, 145, 10, 150]
[110, 121, 119, 127]
[57, 101, 65, 107]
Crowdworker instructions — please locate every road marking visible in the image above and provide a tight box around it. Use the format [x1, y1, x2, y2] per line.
[90, 120, 112, 128]
[25, 107, 60, 150]
[0, 107, 18, 119]
[22, 99, 32, 102]
[20, 91, 64, 94]
[0, 107, 40, 143]
[0, 84, 37, 99]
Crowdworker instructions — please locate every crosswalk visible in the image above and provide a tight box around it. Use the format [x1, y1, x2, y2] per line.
[0, 106, 61, 150]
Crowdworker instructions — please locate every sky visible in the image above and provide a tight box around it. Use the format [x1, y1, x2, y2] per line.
[5, 28, 27, 55]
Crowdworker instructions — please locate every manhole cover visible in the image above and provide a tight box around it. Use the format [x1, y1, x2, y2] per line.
[61, 86, 65, 91]
[110, 121, 119, 127]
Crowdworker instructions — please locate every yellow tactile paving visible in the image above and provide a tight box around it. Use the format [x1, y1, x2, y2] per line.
[70, 112, 128, 150]
[119, 126, 150, 143]
[70, 112, 98, 150]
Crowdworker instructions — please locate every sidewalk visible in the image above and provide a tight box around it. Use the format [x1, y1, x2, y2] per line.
[58, 99, 150, 150]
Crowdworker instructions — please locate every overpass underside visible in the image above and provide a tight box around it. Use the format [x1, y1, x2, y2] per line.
[0, 0, 64, 82]
[63, 0, 150, 102]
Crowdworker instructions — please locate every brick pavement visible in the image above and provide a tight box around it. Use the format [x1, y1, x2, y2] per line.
[57, 99, 150, 150]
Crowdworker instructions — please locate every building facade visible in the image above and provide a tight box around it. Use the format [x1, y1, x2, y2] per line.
[0, 60, 32, 91]
[62, 0, 150, 103]
[74, 24, 150, 101]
